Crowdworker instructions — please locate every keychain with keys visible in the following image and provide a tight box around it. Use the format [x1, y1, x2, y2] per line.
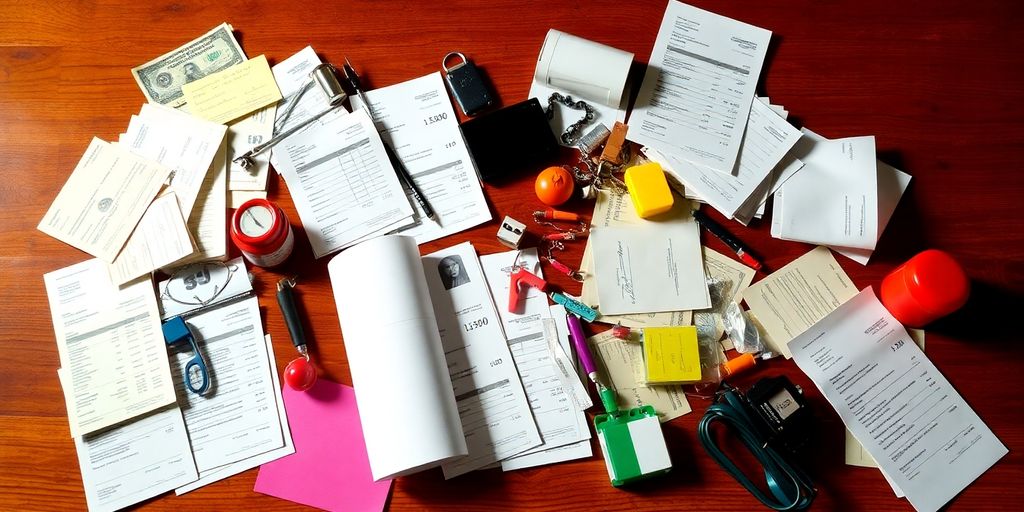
[443, 52, 494, 116]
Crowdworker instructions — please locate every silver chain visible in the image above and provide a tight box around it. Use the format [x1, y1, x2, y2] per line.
[545, 92, 595, 145]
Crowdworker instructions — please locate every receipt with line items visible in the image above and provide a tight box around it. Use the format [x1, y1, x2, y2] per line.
[275, 109, 414, 258]
[648, 99, 802, 219]
[479, 250, 591, 468]
[351, 72, 491, 243]
[60, 376, 197, 512]
[629, 1, 771, 175]
[44, 259, 176, 437]
[789, 288, 1006, 512]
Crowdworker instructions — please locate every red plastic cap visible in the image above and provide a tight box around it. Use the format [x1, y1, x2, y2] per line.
[881, 249, 970, 327]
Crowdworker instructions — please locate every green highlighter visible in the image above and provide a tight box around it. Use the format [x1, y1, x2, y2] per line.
[567, 312, 672, 487]
[593, 387, 673, 487]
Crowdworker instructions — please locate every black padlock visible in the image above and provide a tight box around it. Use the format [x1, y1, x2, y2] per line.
[443, 52, 494, 116]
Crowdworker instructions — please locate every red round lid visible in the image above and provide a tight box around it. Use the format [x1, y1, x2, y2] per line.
[901, 249, 970, 315]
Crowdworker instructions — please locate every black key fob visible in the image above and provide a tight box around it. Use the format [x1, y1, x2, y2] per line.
[443, 52, 494, 116]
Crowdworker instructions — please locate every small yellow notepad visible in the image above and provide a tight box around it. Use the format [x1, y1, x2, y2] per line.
[181, 54, 282, 124]
[643, 326, 702, 384]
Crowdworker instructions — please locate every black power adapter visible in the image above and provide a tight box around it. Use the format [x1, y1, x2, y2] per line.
[698, 375, 817, 511]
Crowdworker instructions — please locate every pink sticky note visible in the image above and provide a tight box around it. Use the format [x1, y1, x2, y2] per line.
[255, 380, 392, 511]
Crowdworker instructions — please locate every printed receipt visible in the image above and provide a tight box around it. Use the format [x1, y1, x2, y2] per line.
[789, 288, 1006, 512]
[354, 72, 492, 244]
[629, 1, 771, 175]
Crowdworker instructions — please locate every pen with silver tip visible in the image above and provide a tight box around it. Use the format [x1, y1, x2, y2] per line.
[342, 57, 438, 222]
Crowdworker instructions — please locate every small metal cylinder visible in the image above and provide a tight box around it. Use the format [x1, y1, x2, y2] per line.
[310, 63, 347, 106]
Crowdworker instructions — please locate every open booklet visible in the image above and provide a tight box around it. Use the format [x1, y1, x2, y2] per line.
[327, 236, 543, 481]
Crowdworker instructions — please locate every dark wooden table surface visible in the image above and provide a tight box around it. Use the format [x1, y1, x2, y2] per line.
[2, 0, 1022, 510]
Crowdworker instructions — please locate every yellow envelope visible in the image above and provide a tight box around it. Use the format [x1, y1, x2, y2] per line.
[181, 54, 282, 124]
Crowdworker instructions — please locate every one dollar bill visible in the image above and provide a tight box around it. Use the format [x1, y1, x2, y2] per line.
[131, 22, 246, 107]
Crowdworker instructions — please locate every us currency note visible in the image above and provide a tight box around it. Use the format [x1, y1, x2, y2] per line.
[131, 23, 246, 107]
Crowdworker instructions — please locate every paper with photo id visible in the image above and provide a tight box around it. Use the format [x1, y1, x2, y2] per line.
[789, 288, 1006, 512]
[422, 243, 542, 478]
[590, 200, 709, 315]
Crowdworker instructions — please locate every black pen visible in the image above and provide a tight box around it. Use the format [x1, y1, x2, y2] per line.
[692, 209, 763, 271]
[342, 57, 438, 222]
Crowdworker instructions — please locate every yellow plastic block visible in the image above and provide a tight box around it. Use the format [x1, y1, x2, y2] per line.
[624, 162, 674, 218]
[643, 326, 702, 384]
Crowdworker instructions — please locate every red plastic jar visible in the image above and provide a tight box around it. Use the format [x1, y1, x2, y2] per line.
[230, 198, 295, 268]
[880, 249, 970, 327]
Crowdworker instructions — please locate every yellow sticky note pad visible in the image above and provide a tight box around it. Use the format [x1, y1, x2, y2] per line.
[643, 326, 701, 384]
[181, 54, 282, 124]
[624, 162, 674, 218]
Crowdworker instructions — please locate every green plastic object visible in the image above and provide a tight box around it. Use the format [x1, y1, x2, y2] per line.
[594, 404, 672, 487]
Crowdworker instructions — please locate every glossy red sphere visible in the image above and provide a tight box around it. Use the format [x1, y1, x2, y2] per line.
[284, 357, 317, 391]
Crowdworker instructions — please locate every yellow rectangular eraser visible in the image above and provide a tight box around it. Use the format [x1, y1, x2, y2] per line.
[624, 162, 674, 218]
[643, 326, 702, 384]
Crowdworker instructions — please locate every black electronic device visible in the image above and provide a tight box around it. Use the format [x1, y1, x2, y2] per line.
[697, 375, 817, 511]
[459, 98, 559, 182]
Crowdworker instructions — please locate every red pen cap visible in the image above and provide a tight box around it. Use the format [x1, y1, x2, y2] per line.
[880, 249, 970, 328]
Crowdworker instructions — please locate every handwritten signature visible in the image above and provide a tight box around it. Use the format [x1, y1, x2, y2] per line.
[617, 241, 636, 304]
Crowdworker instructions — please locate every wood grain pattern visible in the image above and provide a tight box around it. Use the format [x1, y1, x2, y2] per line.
[1, 0, 1022, 510]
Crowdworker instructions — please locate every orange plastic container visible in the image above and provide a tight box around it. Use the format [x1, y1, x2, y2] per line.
[880, 249, 970, 327]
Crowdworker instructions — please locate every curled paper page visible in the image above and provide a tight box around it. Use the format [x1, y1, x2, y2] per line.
[328, 235, 467, 481]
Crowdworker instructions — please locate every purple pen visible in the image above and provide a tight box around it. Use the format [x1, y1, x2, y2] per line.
[566, 313, 599, 384]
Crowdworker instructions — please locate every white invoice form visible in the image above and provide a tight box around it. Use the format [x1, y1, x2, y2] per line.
[629, 1, 771, 175]
[44, 259, 177, 437]
[352, 72, 491, 244]
[275, 108, 414, 258]
[479, 249, 591, 466]
[65, 394, 197, 512]
[650, 99, 801, 219]
[169, 296, 284, 473]
[175, 334, 294, 494]
[421, 242, 541, 479]
[122, 103, 227, 218]
[789, 288, 1007, 512]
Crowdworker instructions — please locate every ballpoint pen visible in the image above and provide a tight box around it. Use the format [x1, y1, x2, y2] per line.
[692, 209, 764, 271]
[565, 312, 618, 414]
[341, 57, 438, 222]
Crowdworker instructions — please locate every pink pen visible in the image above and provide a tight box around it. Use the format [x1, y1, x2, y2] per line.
[566, 313, 598, 385]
